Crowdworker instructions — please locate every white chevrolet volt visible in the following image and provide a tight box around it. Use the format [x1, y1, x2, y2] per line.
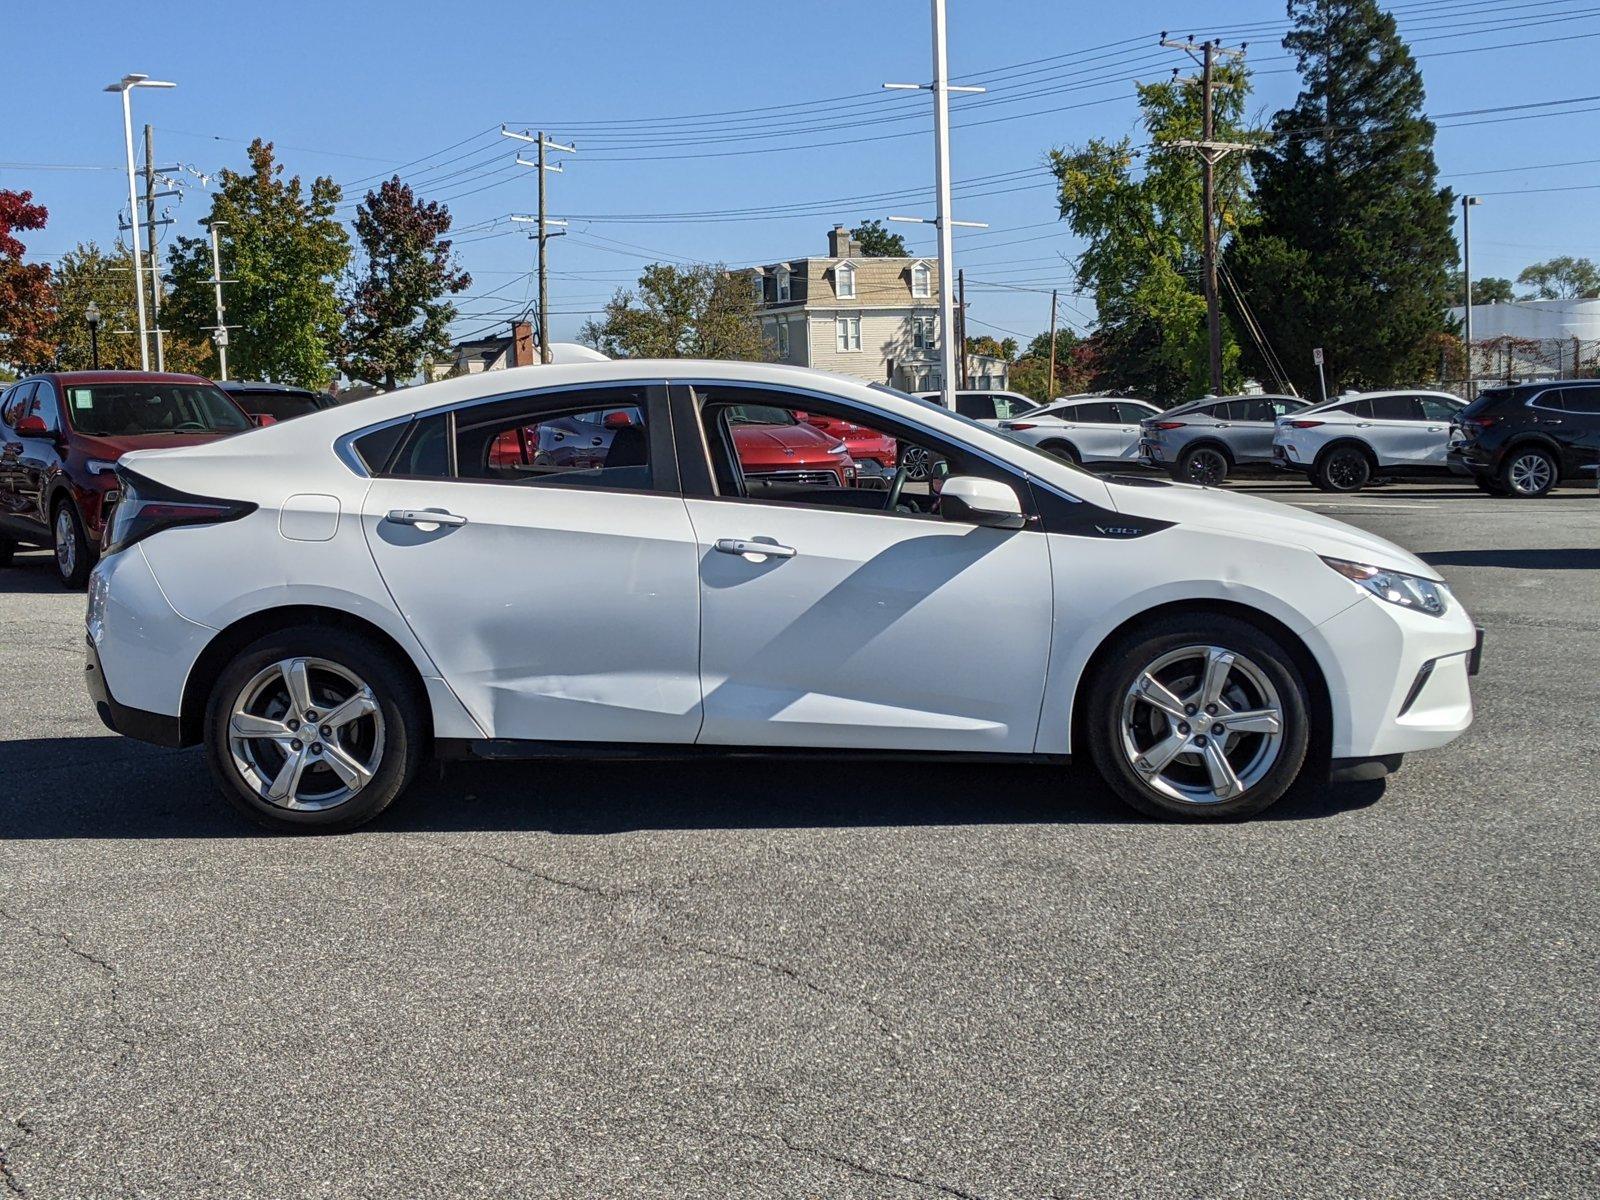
[84, 361, 1481, 831]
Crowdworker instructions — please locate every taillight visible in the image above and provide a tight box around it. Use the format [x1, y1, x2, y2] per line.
[1005, 422, 1037, 431]
[1288, 420, 1325, 429]
[103, 467, 255, 556]
[1465, 415, 1497, 428]
[1151, 421, 1186, 430]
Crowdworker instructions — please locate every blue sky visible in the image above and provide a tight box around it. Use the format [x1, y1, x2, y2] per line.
[7, 0, 1599, 354]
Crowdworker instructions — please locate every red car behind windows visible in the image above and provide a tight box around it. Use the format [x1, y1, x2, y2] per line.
[795, 411, 897, 471]
[727, 405, 856, 487]
[0, 371, 253, 588]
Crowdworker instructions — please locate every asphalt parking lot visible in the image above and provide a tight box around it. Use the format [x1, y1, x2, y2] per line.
[1, 477, 1595, 1199]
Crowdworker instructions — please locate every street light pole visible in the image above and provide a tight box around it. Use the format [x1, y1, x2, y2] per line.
[1461, 195, 1482, 401]
[208, 219, 230, 381]
[85, 301, 102, 369]
[103, 74, 175, 373]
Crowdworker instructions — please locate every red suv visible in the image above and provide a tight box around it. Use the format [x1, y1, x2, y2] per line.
[0, 371, 253, 587]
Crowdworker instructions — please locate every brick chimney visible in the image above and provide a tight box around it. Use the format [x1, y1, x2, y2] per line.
[510, 320, 534, 366]
[828, 224, 854, 258]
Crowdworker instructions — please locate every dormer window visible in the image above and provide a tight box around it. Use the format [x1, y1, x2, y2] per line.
[752, 272, 765, 304]
[776, 265, 792, 302]
[911, 261, 931, 298]
[835, 261, 857, 300]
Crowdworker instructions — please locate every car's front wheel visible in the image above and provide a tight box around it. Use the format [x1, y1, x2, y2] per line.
[1174, 445, 1230, 486]
[203, 626, 425, 832]
[1499, 446, 1557, 498]
[1084, 615, 1311, 820]
[53, 501, 94, 589]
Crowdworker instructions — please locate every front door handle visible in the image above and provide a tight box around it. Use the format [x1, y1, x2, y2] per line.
[715, 538, 797, 560]
[386, 508, 468, 528]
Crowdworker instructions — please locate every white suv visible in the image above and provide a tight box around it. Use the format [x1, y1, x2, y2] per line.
[1273, 390, 1464, 492]
[998, 397, 1162, 466]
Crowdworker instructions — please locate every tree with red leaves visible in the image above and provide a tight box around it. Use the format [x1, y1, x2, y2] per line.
[0, 189, 56, 372]
[339, 177, 471, 390]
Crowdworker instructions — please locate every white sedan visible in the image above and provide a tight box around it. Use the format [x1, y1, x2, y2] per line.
[997, 397, 1163, 466]
[84, 360, 1480, 831]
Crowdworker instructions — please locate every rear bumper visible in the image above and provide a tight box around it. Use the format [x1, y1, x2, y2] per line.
[85, 634, 183, 747]
[1272, 444, 1311, 473]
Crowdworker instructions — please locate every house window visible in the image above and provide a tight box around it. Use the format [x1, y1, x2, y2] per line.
[835, 261, 856, 300]
[911, 314, 935, 351]
[776, 266, 791, 302]
[752, 273, 765, 304]
[911, 261, 931, 298]
[835, 316, 861, 352]
[775, 320, 790, 358]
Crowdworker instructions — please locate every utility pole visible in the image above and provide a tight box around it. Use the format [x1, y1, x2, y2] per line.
[1461, 195, 1482, 400]
[1046, 289, 1059, 400]
[1161, 34, 1250, 397]
[205, 219, 233, 380]
[885, 0, 987, 408]
[503, 126, 575, 364]
[956, 268, 968, 388]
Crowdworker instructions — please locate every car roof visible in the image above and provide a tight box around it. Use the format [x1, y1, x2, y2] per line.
[218, 380, 319, 395]
[1299, 388, 1462, 413]
[34, 370, 216, 387]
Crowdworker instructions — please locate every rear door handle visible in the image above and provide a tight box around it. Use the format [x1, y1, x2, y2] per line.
[715, 538, 797, 560]
[386, 508, 468, 527]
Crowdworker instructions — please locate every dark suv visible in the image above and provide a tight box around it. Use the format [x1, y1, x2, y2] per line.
[1448, 380, 1600, 497]
[0, 371, 253, 586]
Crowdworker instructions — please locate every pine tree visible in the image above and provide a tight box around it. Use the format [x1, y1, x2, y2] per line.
[340, 178, 471, 390]
[1226, 0, 1457, 396]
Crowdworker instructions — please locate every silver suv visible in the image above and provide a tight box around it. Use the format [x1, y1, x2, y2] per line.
[1139, 394, 1309, 485]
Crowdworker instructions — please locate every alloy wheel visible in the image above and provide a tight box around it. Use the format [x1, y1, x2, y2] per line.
[901, 445, 934, 481]
[1119, 645, 1285, 806]
[1184, 448, 1228, 486]
[1507, 451, 1554, 496]
[227, 657, 385, 811]
[1325, 449, 1369, 491]
[55, 509, 78, 579]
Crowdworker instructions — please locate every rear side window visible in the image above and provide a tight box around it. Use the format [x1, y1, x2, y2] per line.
[1073, 402, 1119, 424]
[1226, 399, 1277, 422]
[457, 400, 651, 491]
[1558, 386, 1600, 414]
[954, 394, 997, 420]
[2, 381, 36, 426]
[1336, 398, 1374, 419]
[1369, 395, 1421, 420]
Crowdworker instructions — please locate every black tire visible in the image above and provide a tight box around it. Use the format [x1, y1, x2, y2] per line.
[0, 538, 14, 568]
[51, 500, 94, 589]
[203, 625, 426, 833]
[1472, 473, 1508, 496]
[1312, 444, 1372, 493]
[1040, 440, 1080, 464]
[1174, 444, 1230, 486]
[1498, 446, 1558, 498]
[1083, 614, 1312, 821]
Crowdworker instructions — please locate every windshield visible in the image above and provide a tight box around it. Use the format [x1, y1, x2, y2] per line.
[63, 382, 251, 436]
[726, 403, 796, 426]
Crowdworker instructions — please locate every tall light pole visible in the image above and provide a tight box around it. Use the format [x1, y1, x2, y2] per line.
[885, 0, 986, 408]
[104, 74, 175, 372]
[1461, 195, 1482, 400]
[85, 301, 102, 369]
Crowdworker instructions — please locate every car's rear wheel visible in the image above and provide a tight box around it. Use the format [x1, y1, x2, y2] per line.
[1039, 440, 1080, 464]
[1472, 473, 1508, 496]
[1499, 446, 1557, 498]
[203, 626, 425, 832]
[1313, 445, 1372, 493]
[1084, 615, 1311, 820]
[0, 537, 14, 568]
[52, 501, 93, 589]
[1175, 445, 1230, 486]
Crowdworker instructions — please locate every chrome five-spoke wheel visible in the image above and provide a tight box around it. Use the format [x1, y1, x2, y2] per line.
[228, 657, 385, 811]
[1120, 645, 1284, 806]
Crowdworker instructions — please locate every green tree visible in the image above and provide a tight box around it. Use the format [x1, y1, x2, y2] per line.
[581, 263, 770, 360]
[166, 140, 349, 386]
[1226, 0, 1457, 395]
[965, 334, 1018, 360]
[1516, 256, 1600, 300]
[850, 219, 909, 257]
[339, 177, 471, 389]
[1449, 271, 1514, 305]
[0, 189, 55, 372]
[45, 241, 140, 370]
[1049, 64, 1253, 401]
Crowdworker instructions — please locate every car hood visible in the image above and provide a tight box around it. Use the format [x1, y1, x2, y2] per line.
[74, 430, 232, 457]
[731, 423, 843, 464]
[1104, 480, 1440, 579]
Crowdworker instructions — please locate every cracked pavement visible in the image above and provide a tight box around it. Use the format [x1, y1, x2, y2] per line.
[0, 480, 1596, 1198]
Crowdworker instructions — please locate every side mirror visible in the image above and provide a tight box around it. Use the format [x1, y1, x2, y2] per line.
[14, 414, 52, 438]
[940, 476, 1026, 530]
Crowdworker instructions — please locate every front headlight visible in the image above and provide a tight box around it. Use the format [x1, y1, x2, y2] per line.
[1322, 557, 1449, 617]
[826, 440, 848, 455]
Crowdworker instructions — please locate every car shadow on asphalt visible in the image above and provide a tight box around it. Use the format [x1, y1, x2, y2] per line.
[0, 551, 70, 594]
[0, 739, 1385, 838]
[1421, 548, 1600, 570]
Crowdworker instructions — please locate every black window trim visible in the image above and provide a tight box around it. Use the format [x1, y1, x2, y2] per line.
[337, 378, 679, 499]
[1526, 383, 1600, 415]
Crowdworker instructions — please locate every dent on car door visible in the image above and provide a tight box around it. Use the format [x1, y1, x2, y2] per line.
[357, 382, 705, 744]
[676, 384, 1054, 753]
